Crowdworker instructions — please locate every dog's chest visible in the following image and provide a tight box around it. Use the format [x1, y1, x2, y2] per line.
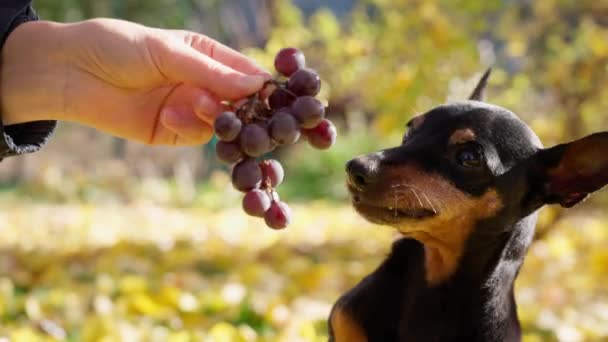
[330, 238, 517, 341]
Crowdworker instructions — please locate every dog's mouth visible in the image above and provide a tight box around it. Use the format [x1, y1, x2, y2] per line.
[351, 194, 437, 224]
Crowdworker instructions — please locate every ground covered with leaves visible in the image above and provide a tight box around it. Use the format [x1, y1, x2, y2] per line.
[0, 199, 607, 341]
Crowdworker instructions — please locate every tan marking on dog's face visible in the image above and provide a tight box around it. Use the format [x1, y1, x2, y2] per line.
[330, 307, 368, 342]
[449, 128, 476, 145]
[350, 165, 503, 286]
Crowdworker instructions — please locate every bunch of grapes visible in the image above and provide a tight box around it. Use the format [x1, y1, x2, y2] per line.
[214, 48, 337, 230]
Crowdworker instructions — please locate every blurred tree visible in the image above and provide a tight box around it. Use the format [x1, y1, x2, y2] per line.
[492, 0, 608, 143]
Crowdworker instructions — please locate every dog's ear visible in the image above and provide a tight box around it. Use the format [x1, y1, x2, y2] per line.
[469, 68, 492, 101]
[530, 132, 608, 208]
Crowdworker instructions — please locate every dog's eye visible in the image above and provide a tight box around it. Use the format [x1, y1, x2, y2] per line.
[456, 146, 483, 168]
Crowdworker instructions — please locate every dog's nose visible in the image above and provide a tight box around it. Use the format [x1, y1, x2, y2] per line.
[346, 156, 377, 189]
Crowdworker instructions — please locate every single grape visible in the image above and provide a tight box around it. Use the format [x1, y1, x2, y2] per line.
[264, 201, 292, 229]
[287, 68, 321, 96]
[268, 88, 296, 110]
[215, 141, 243, 164]
[274, 48, 306, 77]
[269, 110, 301, 145]
[291, 96, 325, 129]
[303, 119, 337, 150]
[260, 159, 285, 188]
[243, 189, 271, 217]
[240, 124, 271, 157]
[231, 159, 263, 192]
[214, 111, 242, 142]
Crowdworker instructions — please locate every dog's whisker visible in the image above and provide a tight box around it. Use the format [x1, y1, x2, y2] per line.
[411, 188, 424, 209]
[427, 195, 442, 213]
[391, 181, 443, 214]
[422, 192, 437, 214]
[432, 197, 443, 213]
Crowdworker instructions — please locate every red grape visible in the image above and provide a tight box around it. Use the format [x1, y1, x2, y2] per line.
[260, 159, 284, 187]
[269, 110, 301, 145]
[215, 141, 243, 164]
[240, 124, 271, 157]
[303, 119, 337, 150]
[243, 189, 271, 217]
[268, 88, 297, 110]
[287, 68, 321, 96]
[231, 159, 263, 192]
[264, 201, 292, 230]
[274, 48, 306, 77]
[214, 111, 242, 142]
[291, 96, 325, 129]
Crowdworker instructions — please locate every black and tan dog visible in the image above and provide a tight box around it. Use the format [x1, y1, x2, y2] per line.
[328, 70, 608, 342]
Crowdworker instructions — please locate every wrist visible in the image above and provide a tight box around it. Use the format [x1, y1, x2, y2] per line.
[1, 21, 68, 125]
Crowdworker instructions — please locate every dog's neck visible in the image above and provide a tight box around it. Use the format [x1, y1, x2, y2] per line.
[396, 212, 537, 340]
[452, 212, 537, 339]
[460, 213, 536, 279]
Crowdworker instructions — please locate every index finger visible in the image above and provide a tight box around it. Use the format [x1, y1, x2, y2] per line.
[176, 31, 272, 78]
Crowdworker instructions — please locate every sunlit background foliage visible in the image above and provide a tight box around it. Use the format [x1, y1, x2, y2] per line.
[0, 0, 607, 341]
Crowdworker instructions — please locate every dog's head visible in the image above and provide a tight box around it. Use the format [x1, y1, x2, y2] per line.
[346, 70, 608, 284]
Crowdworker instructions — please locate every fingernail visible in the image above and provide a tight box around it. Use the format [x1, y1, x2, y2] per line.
[257, 71, 273, 81]
[240, 74, 266, 91]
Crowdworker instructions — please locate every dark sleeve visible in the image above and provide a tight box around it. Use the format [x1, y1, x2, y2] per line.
[0, 0, 57, 161]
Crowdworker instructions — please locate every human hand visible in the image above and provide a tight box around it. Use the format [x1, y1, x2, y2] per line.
[1, 18, 270, 145]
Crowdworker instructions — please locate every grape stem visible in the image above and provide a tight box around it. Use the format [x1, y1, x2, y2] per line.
[259, 162, 277, 201]
[234, 93, 262, 124]
[265, 79, 298, 98]
[261, 167, 272, 191]
[262, 178, 278, 203]
[230, 78, 299, 125]
[230, 79, 287, 124]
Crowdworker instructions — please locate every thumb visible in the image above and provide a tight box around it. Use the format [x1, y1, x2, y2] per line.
[160, 43, 266, 101]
